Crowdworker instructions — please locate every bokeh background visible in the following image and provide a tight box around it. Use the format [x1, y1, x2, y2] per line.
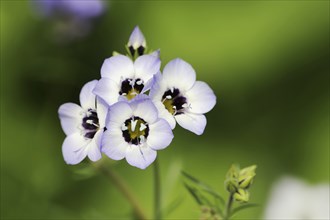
[1, 0, 329, 219]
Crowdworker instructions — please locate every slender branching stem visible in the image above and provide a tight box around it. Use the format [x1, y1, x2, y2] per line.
[224, 193, 234, 220]
[154, 158, 162, 220]
[93, 163, 148, 220]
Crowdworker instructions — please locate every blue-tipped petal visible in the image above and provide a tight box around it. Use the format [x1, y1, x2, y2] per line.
[79, 80, 98, 110]
[86, 130, 102, 162]
[62, 133, 88, 165]
[93, 78, 120, 106]
[58, 103, 83, 136]
[147, 119, 174, 150]
[175, 112, 206, 135]
[130, 99, 158, 124]
[102, 129, 130, 160]
[162, 58, 196, 91]
[107, 101, 133, 127]
[134, 55, 161, 84]
[185, 81, 216, 114]
[101, 55, 135, 83]
[125, 145, 156, 169]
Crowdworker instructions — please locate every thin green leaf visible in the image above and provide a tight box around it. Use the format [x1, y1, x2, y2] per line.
[229, 203, 259, 218]
[201, 187, 225, 205]
[182, 171, 225, 205]
[183, 183, 203, 205]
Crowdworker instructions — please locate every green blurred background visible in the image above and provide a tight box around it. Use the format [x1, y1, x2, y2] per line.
[1, 1, 329, 219]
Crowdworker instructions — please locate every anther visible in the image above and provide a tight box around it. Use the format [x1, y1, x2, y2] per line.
[131, 119, 137, 131]
[128, 79, 135, 87]
[86, 119, 94, 124]
[139, 135, 145, 144]
[140, 123, 147, 131]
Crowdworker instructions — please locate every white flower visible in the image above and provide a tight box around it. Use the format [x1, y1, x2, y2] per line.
[127, 26, 147, 57]
[58, 80, 108, 165]
[264, 176, 330, 219]
[93, 54, 160, 105]
[149, 58, 216, 135]
[101, 98, 174, 169]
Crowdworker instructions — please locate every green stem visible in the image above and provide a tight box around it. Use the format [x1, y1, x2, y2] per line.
[224, 193, 234, 220]
[154, 158, 161, 220]
[94, 163, 148, 220]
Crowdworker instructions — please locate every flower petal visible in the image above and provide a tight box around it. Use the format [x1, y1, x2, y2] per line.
[149, 72, 167, 101]
[93, 78, 120, 106]
[58, 103, 83, 135]
[79, 80, 98, 110]
[163, 58, 196, 91]
[127, 26, 146, 49]
[153, 101, 176, 129]
[62, 133, 89, 165]
[147, 119, 174, 150]
[185, 81, 216, 114]
[125, 145, 157, 169]
[101, 55, 135, 83]
[149, 49, 160, 58]
[134, 55, 161, 84]
[102, 129, 129, 160]
[107, 101, 133, 127]
[175, 113, 206, 135]
[96, 97, 108, 128]
[86, 130, 103, 162]
[130, 99, 158, 124]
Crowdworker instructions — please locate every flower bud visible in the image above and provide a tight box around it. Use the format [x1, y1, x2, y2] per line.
[238, 165, 257, 189]
[225, 164, 240, 193]
[127, 26, 147, 57]
[233, 188, 250, 202]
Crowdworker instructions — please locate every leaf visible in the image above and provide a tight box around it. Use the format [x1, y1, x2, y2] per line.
[182, 171, 225, 205]
[229, 203, 259, 218]
[201, 187, 225, 206]
[183, 183, 204, 205]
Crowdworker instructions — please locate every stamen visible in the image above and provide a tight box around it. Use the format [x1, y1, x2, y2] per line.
[136, 79, 143, 85]
[140, 123, 147, 131]
[139, 135, 145, 143]
[128, 79, 135, 87]
[170, 87, 174, 93]
[166, 95, 172, 99]
[172, 106, 177, 115]
[131, 119, 137, 131]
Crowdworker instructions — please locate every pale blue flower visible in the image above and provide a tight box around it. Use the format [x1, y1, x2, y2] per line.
[93, 54, 160, 105]
[150, 58, 216, 135]
[102, 98, 173, 169]
[33, 0, 107, 40]
[127, 26, 147, 57]
[35, 0, 106, 19]
[58, 80, 108, 165]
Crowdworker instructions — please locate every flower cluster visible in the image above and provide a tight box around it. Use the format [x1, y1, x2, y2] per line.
[225, 164, 257, 202]
[58, 26, 216, 169]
